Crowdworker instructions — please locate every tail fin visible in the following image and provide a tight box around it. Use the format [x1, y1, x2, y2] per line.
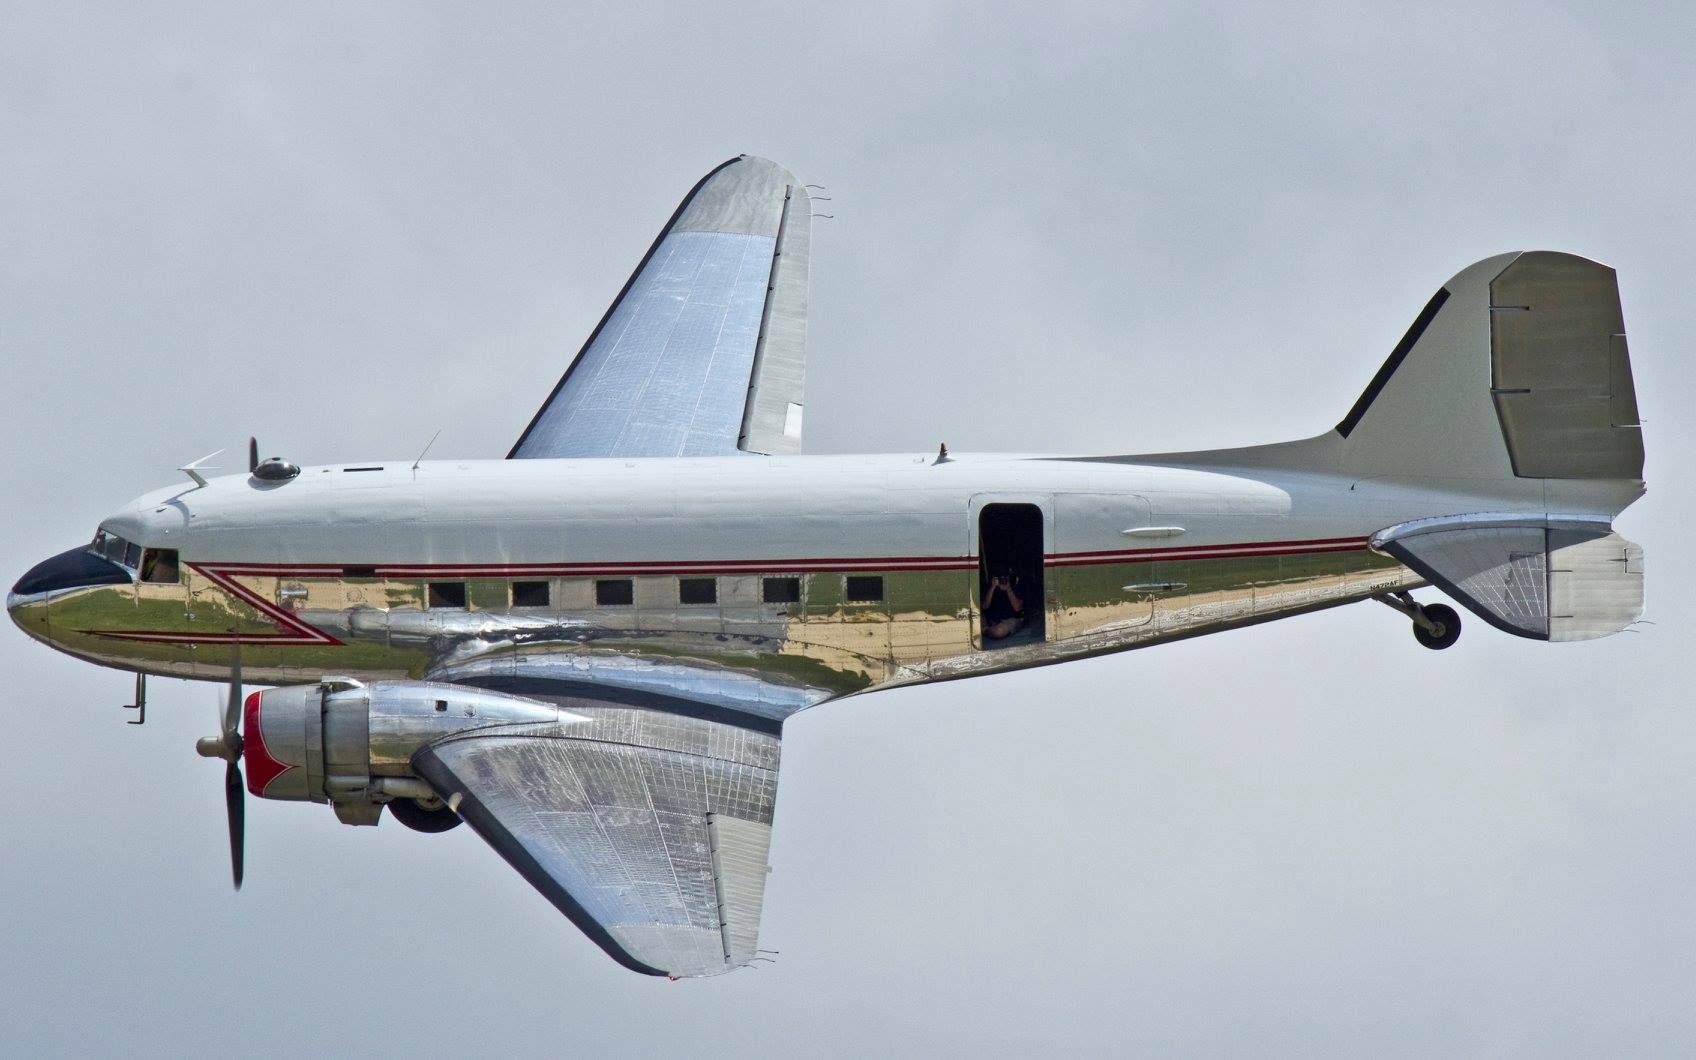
[1341, 251, 1646, 641]
[1336, 251, 1643, 483]
[1122, 251, 1648, 640]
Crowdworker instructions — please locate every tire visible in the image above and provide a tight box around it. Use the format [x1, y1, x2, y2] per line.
[388, 797, 462, 833]
[1413, 603, 1462, 650]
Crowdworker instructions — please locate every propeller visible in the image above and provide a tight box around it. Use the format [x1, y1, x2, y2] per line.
[195, 638, 245, 889]
[248, 436, 259, 474]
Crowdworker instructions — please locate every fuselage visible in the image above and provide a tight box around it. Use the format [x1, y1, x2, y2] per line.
[12, 448, 1622, 722]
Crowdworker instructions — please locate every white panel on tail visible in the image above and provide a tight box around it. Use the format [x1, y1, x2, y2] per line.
[1548, 529, 1645, 642]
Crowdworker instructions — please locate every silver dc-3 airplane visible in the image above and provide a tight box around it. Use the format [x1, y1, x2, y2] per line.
[9, 156, 1647, 978]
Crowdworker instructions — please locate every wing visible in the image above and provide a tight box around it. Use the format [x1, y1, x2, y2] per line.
[508, 155, 811, 459]
[412, 692, 782, 978]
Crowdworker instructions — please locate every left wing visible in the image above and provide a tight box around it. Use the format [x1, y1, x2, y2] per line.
[413, 701, 781, 978]
[507, 155, 811, 460]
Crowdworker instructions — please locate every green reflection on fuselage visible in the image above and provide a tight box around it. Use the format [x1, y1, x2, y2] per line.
[29, 547, 1417, 697]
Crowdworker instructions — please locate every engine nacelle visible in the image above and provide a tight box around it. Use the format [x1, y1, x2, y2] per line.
[242, 679, 566, 825]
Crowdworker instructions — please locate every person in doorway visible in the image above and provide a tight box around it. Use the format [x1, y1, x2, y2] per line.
[982, 569, 1029, 641]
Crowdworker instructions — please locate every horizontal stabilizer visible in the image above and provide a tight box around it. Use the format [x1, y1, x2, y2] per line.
[1373, 514, 1643, 641]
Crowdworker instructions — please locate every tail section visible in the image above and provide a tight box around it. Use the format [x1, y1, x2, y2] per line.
[1120, 250, 1647, 641]
[1338, 251, 1647, 641]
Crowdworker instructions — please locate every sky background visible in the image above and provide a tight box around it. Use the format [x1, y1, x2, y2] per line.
[3, 2, 1693, 1055]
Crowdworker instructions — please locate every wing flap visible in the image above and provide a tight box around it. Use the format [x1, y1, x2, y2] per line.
[707, 812, 774, 965]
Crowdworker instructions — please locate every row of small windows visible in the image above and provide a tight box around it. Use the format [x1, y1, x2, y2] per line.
[83, 538, 888, 605]
[424, 574, 883, 610]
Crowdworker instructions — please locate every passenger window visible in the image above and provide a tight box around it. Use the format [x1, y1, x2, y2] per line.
[845, 575, 884, 603]
[679, 577, 717, 605]
[140, 548, 179, 584]
[511, 580, 550, 608]
[428, 582, 467, 609]
[596, 579, 633, 606]
[762, 576, 801, 604]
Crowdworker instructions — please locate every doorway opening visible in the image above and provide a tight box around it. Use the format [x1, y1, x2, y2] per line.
[979, 503, 1045, 648]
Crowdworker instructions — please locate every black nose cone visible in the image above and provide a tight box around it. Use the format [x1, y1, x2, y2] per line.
[12, 546, 133, 597]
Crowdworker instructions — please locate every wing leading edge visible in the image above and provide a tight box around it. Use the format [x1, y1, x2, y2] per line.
[508, 155, 811, 459]
[412, 700, 781, 978]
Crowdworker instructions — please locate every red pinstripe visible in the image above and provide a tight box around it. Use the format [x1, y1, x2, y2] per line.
[80, 536, 1373, 644]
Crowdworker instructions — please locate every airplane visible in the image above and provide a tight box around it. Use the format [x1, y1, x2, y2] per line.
[7, 155, 1646, 979]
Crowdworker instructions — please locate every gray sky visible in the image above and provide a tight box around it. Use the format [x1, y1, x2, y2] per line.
[3, 2, 1693, 1055]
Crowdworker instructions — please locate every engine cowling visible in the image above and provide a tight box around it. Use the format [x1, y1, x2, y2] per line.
[242, 679, 567, 825]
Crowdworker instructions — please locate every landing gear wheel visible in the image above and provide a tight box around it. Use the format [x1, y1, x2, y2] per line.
[388, 797, 462, 833]
[1413, 603, 1462, 650]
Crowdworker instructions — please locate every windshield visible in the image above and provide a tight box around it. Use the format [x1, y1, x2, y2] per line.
[89, 528, 141, 571]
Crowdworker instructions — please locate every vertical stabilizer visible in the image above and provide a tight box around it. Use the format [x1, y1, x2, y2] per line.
[1335, 251, 1644, 486]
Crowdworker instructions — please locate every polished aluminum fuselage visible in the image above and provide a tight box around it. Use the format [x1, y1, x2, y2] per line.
[15, 449, 1626, 720]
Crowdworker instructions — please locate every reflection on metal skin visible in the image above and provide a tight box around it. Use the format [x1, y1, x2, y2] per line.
[249, 679, 582, 813]
[1369, 510, 1614, 549]
[427, 649, 833, 722]
[17, 543, 1423, 718]
[415, 696, 783, 975]
[16, 449, 1515, 730]
[931, 549, 1421, 682]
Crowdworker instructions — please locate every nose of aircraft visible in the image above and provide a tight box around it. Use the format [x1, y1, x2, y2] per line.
[13, 546, 134, 598]
[9, 546, 134, 635]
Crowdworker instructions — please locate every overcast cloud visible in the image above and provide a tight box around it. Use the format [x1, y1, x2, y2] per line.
[2, 2, 1692, 1055]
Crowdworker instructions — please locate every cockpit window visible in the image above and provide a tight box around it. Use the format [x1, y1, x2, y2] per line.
[91, 529, 141, 571]
[140, 548, 179, 584]
[91, 528, 174, 580]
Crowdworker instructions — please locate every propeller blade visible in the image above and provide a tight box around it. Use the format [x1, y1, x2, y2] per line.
[225, 760, 245, 890]
[222, 638, 243, 743]
[220, 636, 246, 889]
[249, 436, 259, 473]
